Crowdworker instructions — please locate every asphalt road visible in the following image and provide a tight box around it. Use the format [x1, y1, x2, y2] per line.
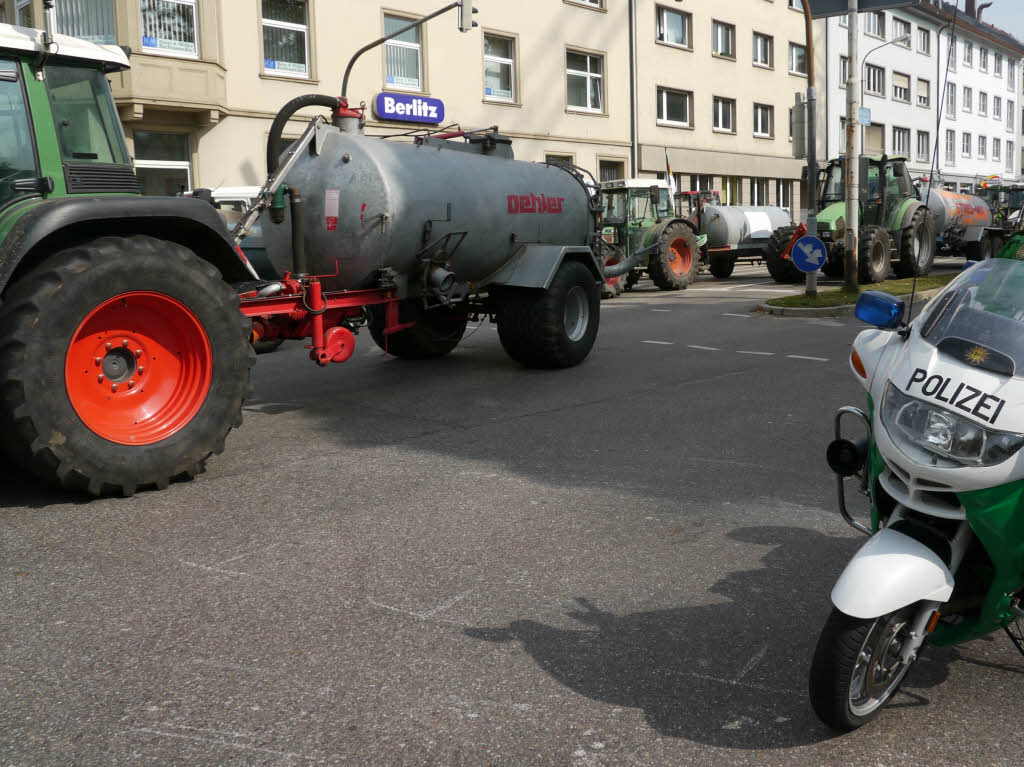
[2, 264, 1021, 766]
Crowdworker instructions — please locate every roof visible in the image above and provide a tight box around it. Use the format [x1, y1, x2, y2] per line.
[0, 23, 130, 71]
[916, 2, 1024, 57]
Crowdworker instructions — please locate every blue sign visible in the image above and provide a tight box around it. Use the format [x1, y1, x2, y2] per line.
[792, 235, 828, 273]
[858, 107, 872, 126]
[374, 92, 445, 124]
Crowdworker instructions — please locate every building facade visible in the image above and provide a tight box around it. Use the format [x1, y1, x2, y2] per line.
[815, 0, 1023, 194]
[2, 0, 809, 212]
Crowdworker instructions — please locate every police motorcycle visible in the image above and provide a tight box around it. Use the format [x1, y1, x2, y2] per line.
[809, 233, 1024, 731]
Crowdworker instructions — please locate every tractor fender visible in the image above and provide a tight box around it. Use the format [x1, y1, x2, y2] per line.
[898, 202, 930, 231]
[0, 196, 253, 299]
[642, 217, 695, 248]
[480, 244, 601, 290]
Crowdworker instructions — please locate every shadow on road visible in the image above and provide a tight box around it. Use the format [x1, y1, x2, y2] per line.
[0, 463, 84, 510]
[464, 525, 956, 749]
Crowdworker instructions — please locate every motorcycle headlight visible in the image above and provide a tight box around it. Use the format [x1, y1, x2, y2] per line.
[882, 383, 1024, 467]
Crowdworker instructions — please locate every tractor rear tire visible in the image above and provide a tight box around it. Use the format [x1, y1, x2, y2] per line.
[893, 207, 936, 278]
[858, 226, 894, 283]
[649, 222, 700, 290]
[821, 256, 844, 279]
[496, 259, 600, 368]
[708, 253, 735, 279]
[764, 225, 804, 284]
[367, 300, 469, 359]
[599, 243, 626, 298]
[0, 235, 254, 496]
[965, 234, 992, 262]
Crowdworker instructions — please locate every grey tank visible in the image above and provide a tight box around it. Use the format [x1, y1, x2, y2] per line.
[262, 126, 595, 292]
[924, 189, 992, 243]
[702, 205, 792, 249]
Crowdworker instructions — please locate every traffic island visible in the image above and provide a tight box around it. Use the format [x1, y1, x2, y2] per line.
[757, 273, 959, 317]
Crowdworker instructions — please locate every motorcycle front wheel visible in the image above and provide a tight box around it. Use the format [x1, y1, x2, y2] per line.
[808, 605, 920, 731]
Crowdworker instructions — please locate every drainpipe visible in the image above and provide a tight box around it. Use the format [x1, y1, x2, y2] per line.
[628, 0, 638, 176]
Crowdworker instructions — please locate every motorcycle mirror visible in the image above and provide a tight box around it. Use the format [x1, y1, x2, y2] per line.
[826, 437, 868, 478]
[855, 290, 905, 329]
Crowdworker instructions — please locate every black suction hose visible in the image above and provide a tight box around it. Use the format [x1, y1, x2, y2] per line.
[266, 94, 341, 175]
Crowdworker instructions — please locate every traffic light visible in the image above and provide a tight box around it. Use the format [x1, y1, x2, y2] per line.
[457, 1, 478, 33]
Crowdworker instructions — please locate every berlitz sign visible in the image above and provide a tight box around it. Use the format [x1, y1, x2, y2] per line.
[373, 92, 445, 124]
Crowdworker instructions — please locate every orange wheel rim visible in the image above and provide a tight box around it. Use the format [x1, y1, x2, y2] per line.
[65, 291, 213, 445]
[668, 238, 693, 277]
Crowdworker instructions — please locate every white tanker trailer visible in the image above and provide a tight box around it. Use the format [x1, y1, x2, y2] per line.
[925, 188, 1004, 260]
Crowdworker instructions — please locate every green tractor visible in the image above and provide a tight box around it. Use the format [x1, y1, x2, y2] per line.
[598, 179, 702, 295]
[768, 155, 936, 283]
[0, 24, 255, 494]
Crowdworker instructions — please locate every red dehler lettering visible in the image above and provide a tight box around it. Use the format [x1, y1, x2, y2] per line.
[506, 194, 566, 215]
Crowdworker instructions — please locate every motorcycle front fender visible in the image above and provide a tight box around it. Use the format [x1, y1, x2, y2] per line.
[831, 528, 954, 619]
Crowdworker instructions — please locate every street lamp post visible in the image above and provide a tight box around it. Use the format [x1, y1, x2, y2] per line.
[860, 34, 912, 151]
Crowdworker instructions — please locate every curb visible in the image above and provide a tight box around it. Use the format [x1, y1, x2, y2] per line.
[756, 287, 946, 318]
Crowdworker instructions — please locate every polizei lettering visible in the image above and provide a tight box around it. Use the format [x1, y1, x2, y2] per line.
[905, 368, 1007, 425]
[507, 194, 566, 215]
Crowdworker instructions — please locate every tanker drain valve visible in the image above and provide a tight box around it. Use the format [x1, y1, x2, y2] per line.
[429, 267, 456, 294]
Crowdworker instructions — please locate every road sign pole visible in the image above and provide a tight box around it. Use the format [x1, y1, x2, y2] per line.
[802, 4, 818, 297]
[844, 0, 860, 293]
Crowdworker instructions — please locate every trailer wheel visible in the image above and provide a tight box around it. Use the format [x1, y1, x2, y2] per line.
[821, 256, 844, 279]
[858, 225, 894, 283]
[893, 207, 936, 278]
[965, 234, 992, 262]
[624, 269, 640, 291]
[764, 226, 803, 284]
[0, 236, 253, 496]
[708, 253, 735, 279]
[496, 260, 600, 368]
[649, 223, 700, 290]
[367, 300, 469, 359]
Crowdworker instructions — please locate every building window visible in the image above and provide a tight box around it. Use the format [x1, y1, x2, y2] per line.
[788, 0, 802, 10]
[1008, 100, 1015, 133]
[713, 96, 736, 133]
[995, 53, 1003, 77]
[712, 21, 735, 59]
[384, 14, 423, 91]
[892, 72, 910, 103]
[917, 78, 930, 108]
[657, 6, 691, 48]
[963, 40, 972, 67]
[864, 64, 884, 97]
[892, 18, 910, 46]
[775, 179, 792, 210]
[566, 50, 603, 113]
[839, 55, 849, 87]
[14, 0, 31, 26]
[57, 0, 116, 44]
[963, 86, 972, 113]
[570, 0, 602, 7]
[993, 138, 1001, 162]
[546, 154, 573, 166]
[141, 0, 198, 57]
[978, 135, 987, 160]
[893, 126, 910, 156]
[484, 34, 516, 102]
[751, 177, 769, 205]
[918, 28, 930, 55]
[979, 47, 988, 72]
[864, 11, 885, 40]
[946, 82, 956, 118]
[752, 32, 773, 68]
[865, 123, 884, 154]
[916, 130, 930, 162]
[994, 96, 1002, 119]
[979, 91, 988, 116]
[1008, 142, 1015, 172]
[599, 159, 624, 182]
[690, 174, 713, 192]
[262, 0, 309, 77]
[721, 176, 741, 205]
[753, 103, 774, 137]
[945, 129, 956, 166]
[133, 131, 192, 196]
[1009, 62, 1016, 89]
[838, 14, 848, 27]
[657, 87, 692, 127]
[788, 43, 807, 76]
[962, 132, 972, 157]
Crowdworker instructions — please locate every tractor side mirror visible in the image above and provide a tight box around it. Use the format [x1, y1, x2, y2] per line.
[649, 185, 661, 203]
[894, 163, 906, 177]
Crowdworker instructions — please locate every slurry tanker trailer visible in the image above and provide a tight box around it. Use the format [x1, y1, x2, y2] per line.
[0, 4, 619, 495]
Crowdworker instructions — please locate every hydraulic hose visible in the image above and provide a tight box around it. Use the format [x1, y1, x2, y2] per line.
[603, 240, 664, 278]
[266, 94, 341, 175]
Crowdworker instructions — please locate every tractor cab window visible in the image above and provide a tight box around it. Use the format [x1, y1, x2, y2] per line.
[0, 60, 38, 210]
[820, 163, 844, 204]
[885, 162, 912, 199]
[602, 190, 627, 223]
[629, 191, 653, 221]
[44, 64, 129, 166]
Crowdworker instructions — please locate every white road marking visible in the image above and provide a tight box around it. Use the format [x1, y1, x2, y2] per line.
[788, 354, 830, 362]
[721, 313, 750, 319]
[737, 350, 775, 356]
[420, 588, 476, 618]
[181, 561, 248, 577]
[688, 344, 720, 351]
[734, 644, 769, 681]
[651, 309, 672, 312]
[129, 727, 319, 762]
[642, 340, 674, 345]
[215, 543, 280, 567]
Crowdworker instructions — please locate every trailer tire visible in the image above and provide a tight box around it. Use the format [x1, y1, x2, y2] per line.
[0, 236, 254, 496]
[649, 223, 700, 290]
[496, 260, 599, 368]
[893, 207, 936, 278]
[367, 300, 468, 359]
[821, 256, 844, 279]
[965, 234, 992, 262]
[858, 225, 893, 284]
[764, 226, 804, 284]
[624, 269, 640, 291]
[708, 253, 735, 279]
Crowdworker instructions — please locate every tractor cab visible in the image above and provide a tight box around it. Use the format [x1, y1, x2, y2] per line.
[673, 189, 721, 228]
[599, 178, 673, 246]
[817, 155, 912, 227]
